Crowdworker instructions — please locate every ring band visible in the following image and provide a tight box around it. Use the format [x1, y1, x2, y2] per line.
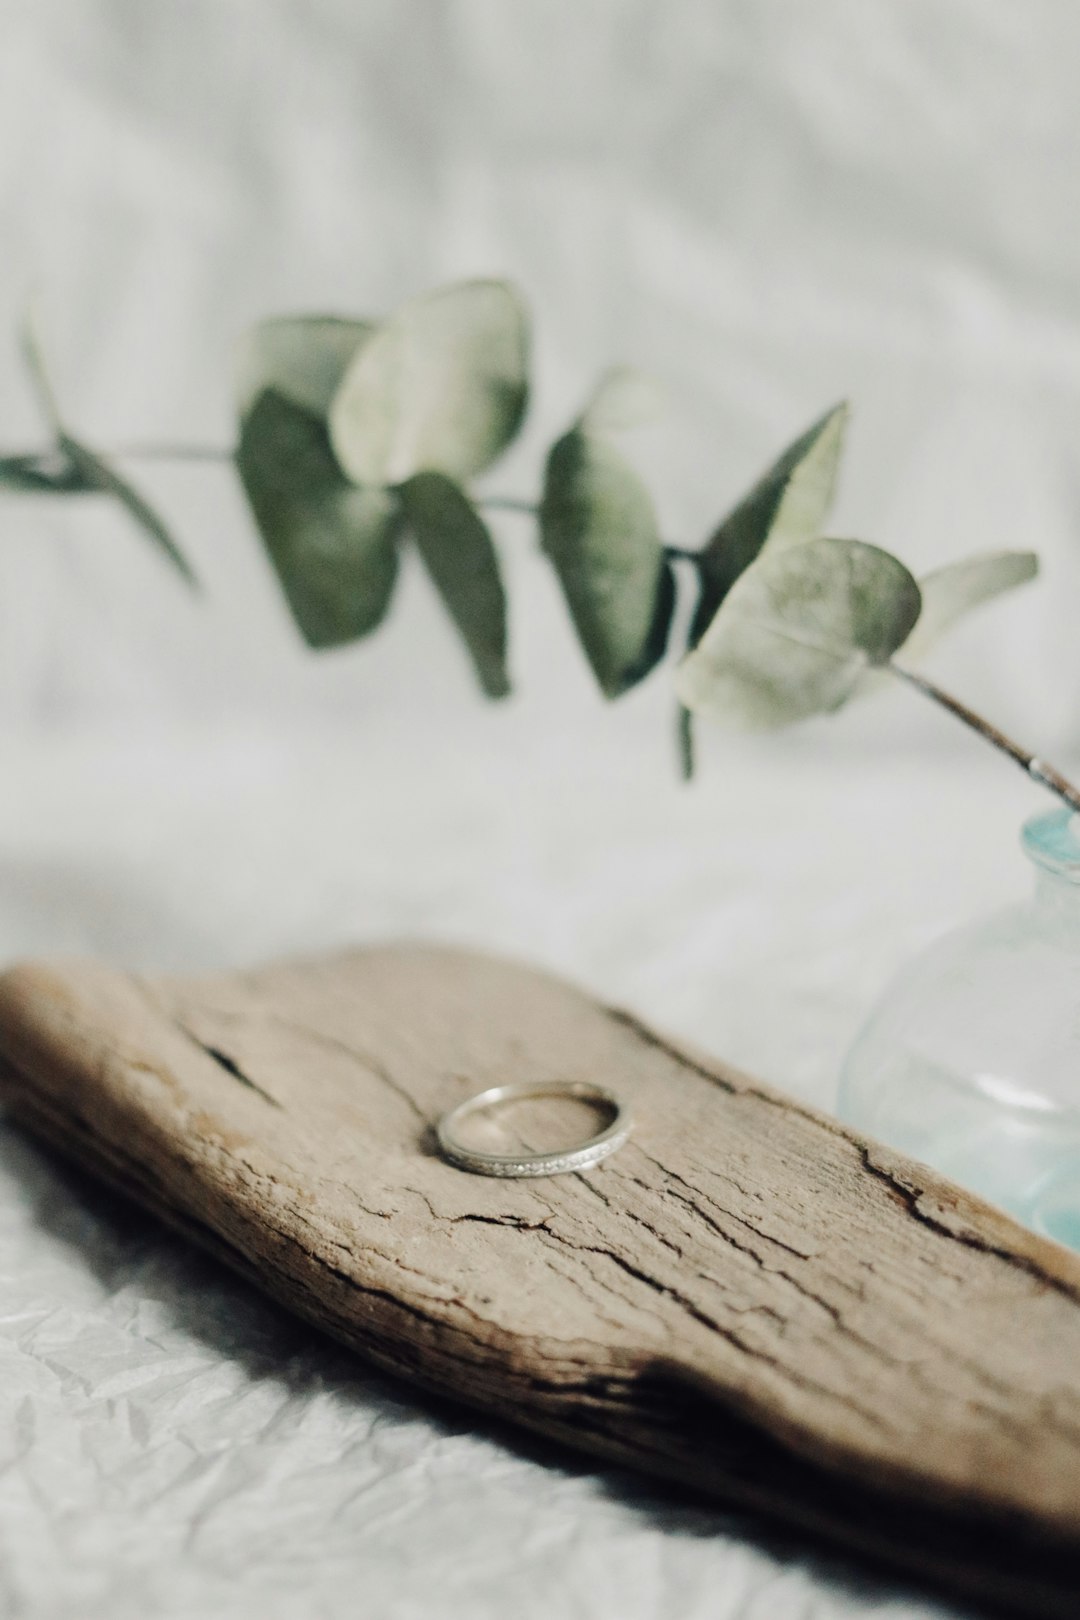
[436, 1080, 632, 1178]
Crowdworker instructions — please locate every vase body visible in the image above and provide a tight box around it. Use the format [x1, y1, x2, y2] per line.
[838, 808, 1080, 1251]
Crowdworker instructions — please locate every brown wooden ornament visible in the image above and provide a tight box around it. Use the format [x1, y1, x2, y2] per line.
[1, 944, 1079, 1616]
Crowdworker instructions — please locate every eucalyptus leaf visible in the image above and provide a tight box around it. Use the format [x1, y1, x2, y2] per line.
[580, 366, 667, 434]
[0, 451, 97, 494]
[899, 550, 1038, 662]
[236, 315, 373, 420]
[328, 279, 528, 486]
[19, 304, 63, 433]
[17, 306, 197, 583]
[237, 389, 400, 648]
[690, 402, 849, 644]
[60, 433, 198, 587]
[540, 428, 674, 698]
[676, 536, 921, 728]
[400, 471, 510, 699]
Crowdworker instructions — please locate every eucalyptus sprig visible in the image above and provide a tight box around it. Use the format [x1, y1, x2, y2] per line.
[3, 277, 1074, 812]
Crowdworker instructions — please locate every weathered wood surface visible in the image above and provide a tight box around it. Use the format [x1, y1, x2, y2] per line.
[2, 945, 1080, 1616]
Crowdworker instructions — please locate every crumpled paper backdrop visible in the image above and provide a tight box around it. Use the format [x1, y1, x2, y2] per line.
[2, 2, 1078, 1615]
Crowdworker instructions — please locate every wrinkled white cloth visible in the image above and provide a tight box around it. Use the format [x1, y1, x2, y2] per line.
[1, 2, 1078, 1615]
[0, 722, 1045, 1620]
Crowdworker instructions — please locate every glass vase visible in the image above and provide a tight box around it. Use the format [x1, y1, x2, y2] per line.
[838, 807, 1080, 1252]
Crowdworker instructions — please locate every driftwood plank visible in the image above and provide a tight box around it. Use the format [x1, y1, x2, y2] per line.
[1, 944, 1080, 1616]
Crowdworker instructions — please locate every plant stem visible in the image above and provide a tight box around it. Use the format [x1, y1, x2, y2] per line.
[476, 496, 537, 515]
[889, 661, 1080, 816]
[5, 444, 703, 565]
[110, 443, 235, 462]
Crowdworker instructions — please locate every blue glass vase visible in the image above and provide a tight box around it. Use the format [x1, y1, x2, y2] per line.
[838, 807, 1080, 1252]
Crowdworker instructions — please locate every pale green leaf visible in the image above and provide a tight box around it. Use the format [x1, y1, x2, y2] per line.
[328, 279, 528, 485]
[690, 402, 849, 644]
[61, 433, 198, 587]
[19, 302, 63, 434]
[237, 389, 400, 648]
[540, 427, 675, 698]
[236, 315, 373, 420]
[400, 471, 510, 699]
[900, 550, 1038, 662]
[580, 366, 668, 434]
[676, 536, 921, 728]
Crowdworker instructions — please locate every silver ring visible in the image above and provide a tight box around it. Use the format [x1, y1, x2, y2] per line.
[436, 1080, 632, 1178]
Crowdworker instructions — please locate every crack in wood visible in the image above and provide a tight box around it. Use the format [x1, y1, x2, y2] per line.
[267, 1015, 429, 1123]
[192, 1039, 283, 1109]
[856, 1144, 1080, 1304]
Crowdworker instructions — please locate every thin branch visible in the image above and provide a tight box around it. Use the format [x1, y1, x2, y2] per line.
[1, 441, 704, 566]
[110, 443, 235, 463]
[0, 442, 703, 567]
[889, 661, 1080, 816]
[476, 496, 537, 515]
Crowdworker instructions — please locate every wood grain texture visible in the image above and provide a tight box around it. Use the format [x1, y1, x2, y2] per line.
[2, 944, 1080, 1615]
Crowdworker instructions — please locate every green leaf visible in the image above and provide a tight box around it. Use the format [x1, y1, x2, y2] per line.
[540, 427, 675, 698]
[899, 550, 1038, 662]
[18, 305, 197, 584]
[237, 388, 401, 648]
[690, 403, 849, 645]
[400, 471, 510, 699]
[328, 279, 529, 485]
[236, 315, 373, 420]
[19, 303, 63, 434]
[0, 451, 97, 494]
[579, 366, 668, 434]
[676, 536, 921, 728]
[61, 433, 198, 587]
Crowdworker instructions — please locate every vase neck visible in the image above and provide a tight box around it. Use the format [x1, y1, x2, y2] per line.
[1024, 810, 1080, 921]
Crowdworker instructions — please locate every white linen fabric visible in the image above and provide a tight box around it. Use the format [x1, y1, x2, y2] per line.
[0, 4, 1077, 1616]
